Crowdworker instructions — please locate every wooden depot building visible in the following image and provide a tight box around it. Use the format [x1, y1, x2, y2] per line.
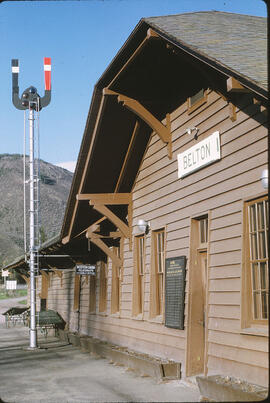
[8, 11, 268, 389]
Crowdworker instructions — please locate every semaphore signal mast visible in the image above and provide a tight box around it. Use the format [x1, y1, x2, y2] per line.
[11, 58, 51, 349]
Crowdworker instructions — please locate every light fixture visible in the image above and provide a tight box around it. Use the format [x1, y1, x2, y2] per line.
[137, 219, 150, 234]
[260, 169, 268, 190]
[186, 126, 199, 140]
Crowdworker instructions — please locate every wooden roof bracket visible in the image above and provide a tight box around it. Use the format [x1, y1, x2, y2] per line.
[41, 270, 51, 289]
[19, 273, 30, 285]
[87, 234, 123, 267]
[103, 88, 172, 159]
[227, 77, 250, 93]
[48, 266, 63, 287]
[77, 192, 132, 262]
[77, 193, 132, 240]
[147, 28, 159, 39]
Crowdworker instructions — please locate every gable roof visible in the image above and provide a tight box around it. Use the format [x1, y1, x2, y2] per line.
[60, 11, 267, 243]
[144, 11, 267, 91]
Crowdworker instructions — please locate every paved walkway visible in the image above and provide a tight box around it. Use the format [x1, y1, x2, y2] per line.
[0, 300, 201, 403]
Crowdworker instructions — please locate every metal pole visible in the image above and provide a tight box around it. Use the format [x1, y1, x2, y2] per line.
[29, 108, 37, 349]
[11, 58, 51, 350]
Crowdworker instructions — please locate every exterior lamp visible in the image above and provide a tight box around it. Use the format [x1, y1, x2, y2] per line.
[137, 219, 150, 234]
[186, 126, 199, 140]
[260, 169, 268, 190]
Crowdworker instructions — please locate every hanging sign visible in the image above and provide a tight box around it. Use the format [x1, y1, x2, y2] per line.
[177, 131, 220, 178]
[165, 256, 186, 330]
[76, 264, 96, 276]
[1, 270, 9, 277]
[6, 280, 17, 290]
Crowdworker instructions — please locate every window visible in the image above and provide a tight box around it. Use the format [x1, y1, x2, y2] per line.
[138, 236, 145, 276]
[111, 246, 121, 314]
[132, 235, 145, 316]
[199, 217, 208, 247]
[150, 229, 165, 318]
[73, 274, 80, 311]
[89, 275, 96, 313]
[247, 197, 269, 322]
[187, 89, 207, 114]
[99, 261, 107, 313]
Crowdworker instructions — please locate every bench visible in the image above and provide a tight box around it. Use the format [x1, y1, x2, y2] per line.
[36, 310, 65, 338]
[2, 307, 29, 328]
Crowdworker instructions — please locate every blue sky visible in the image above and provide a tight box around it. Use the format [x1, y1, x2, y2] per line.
[0, 0, 267, 172]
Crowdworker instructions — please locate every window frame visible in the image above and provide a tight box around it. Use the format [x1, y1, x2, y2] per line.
[132, 234, 145, 317]
[187, 89, 207, 114]
[73, 273, 80, 312]
[111, 246, 121, 314]
[199, 216, 208, 249]
[242, 195, 269, 330]
[138, 235, 145, 276]
[99, 261, 108, 313]
[89, 274, 96, 314]
[150, 228, 166, 318]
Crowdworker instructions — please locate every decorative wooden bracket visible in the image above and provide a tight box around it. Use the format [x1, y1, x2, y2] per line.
[77, 193, 132, 266]
[48, 265, 63, 287]
[19, 273, 30, 286]
[41, 270, 49, 278]
[77, 193, 132, 240]
[103, 88, 172, 159]
[228, 102, 237, 122]
[87, 236, 122, 267]
[253, 98, 267, 114]
[92, 204, 130, 238]
[227, 77, 249, 93]
[41, 271, 50, 294]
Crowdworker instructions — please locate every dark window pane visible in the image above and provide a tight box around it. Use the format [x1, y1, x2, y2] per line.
[261, 291, 268, 319]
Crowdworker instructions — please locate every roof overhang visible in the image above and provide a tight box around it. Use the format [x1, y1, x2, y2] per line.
[56, 16, 268, 264]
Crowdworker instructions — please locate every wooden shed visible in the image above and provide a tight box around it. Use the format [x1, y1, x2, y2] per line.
[8, 11, 268, 388]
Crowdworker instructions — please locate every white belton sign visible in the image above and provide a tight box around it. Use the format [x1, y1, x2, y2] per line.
[178, 131, 221, 178]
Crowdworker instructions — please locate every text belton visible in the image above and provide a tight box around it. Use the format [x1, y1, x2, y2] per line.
[177, 131, 221, 178]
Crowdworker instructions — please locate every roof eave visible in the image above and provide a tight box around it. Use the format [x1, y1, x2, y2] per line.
[60, 15, 268, 242]
[145, 22, 268, 99]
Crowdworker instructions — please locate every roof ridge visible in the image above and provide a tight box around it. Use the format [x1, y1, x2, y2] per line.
[143, 10, 266, 20]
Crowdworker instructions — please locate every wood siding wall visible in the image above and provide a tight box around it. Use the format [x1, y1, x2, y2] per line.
[44, 89, 268, 386]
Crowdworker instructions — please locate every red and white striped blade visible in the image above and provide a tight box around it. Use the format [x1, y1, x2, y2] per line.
[44, 57, 51, 91]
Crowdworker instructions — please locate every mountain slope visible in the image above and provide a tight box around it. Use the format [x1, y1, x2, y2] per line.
[0, 154, 73, 266]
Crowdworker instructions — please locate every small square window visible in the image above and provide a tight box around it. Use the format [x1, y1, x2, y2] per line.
[188, 89, 207, 114]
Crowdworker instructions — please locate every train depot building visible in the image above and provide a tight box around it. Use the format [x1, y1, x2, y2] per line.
[8, 11, 268, 395]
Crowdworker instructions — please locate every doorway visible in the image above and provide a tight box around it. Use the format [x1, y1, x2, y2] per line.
[186, 216, 208, 376]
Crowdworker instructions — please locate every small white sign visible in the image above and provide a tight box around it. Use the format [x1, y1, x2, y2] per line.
[76, 265, 96, 276]
[6, 280, 17, 290]
[178, 131, 221, 178]
[1, 270, 9, 277]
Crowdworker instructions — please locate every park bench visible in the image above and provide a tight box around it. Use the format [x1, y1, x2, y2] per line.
[35, 309, 65, 338]
[3, 307, 29, 328]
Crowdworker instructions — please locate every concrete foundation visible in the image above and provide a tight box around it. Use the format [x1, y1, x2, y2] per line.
[196, 375, 268, 402]
[59, 329, 181, 381]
